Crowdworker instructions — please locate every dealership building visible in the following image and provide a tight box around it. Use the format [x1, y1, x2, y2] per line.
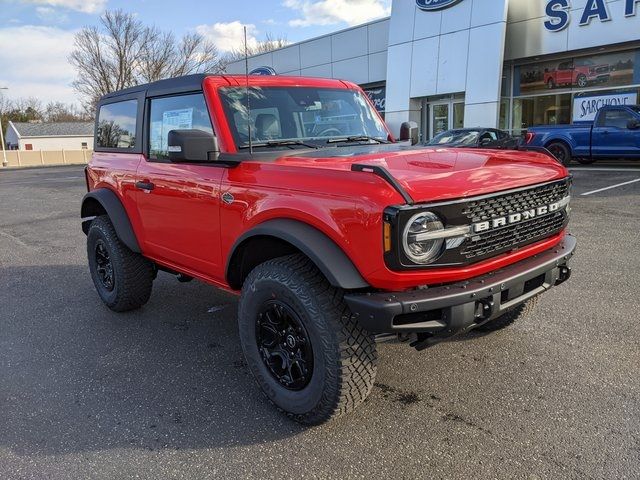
[227, 0, 640, 141]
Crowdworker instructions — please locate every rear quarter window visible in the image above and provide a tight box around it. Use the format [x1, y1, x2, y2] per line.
[96, 100, 138, 149]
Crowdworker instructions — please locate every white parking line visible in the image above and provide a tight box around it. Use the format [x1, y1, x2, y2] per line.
[580, 178, 640, 196]
[569, 167, 640, 172]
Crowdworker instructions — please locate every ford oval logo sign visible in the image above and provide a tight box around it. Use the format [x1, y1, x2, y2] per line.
[249, 66, 277, 76]
[416, 0, 464, 11]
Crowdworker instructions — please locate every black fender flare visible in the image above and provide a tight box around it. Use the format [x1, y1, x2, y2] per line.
[81, 189, 141, 253]
[227, 219, 369, 290]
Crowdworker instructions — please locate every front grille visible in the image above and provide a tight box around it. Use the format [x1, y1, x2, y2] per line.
[386, 178, 572, 271]
[461, 180, 570, 223]
[461, 210, 567, 259]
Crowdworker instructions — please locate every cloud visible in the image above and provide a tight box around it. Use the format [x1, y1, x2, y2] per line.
[36, 6, 70, 24]
[284, 0, 391, 27]
[0, 26, 77, 104]
[195, 21, 259, 53]
[19, 0, 107, 14]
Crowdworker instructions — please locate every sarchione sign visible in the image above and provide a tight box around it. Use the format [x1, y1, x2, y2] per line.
[572, 91, 638, 122]
[545, 0, 640, 32]
[416, 0, 464, 11]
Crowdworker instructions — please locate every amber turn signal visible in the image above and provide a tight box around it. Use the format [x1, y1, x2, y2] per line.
[383, 221, 392, 252]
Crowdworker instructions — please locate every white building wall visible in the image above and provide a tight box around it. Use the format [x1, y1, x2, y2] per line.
[226, 18, 389, 85]
[18, 136, 93, 150]
[384, 0, 509, 136]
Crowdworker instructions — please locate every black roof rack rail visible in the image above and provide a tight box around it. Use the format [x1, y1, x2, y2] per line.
[351, 163, 414, 205]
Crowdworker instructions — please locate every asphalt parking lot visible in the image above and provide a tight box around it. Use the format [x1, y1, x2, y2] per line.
[1, 163, 639, 479]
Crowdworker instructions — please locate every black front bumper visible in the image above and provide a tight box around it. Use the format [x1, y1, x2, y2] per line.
[344, 235, 576, 350]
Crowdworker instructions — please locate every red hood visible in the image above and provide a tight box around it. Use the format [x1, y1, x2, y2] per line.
[274, 146, 568, 204]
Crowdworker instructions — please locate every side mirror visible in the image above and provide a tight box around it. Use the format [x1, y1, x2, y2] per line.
[480, 137, 492, 147]
[399, 121, 419, 145]
[168, 129, 219, 162]
[627, 119, 640, 130]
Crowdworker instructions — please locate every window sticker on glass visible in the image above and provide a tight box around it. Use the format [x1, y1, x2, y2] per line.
[161, 108, 193, 151]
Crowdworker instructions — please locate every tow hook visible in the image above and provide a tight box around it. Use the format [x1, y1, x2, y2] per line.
[476, 297, 495, 321]
[556, 265, 572, 285]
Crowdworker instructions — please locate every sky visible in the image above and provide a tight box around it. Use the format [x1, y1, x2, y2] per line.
[0, 0, 392, 106]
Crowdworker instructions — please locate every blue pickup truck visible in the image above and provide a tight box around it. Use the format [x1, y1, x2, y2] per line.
[523, 105, 640, 165]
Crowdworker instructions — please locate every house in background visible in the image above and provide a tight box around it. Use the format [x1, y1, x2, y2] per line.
[5, 122, 94, 150]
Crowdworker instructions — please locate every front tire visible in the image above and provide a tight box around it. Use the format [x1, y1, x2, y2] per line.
[576, 74, 588, 88]
[238, 254, 377, 425]
[87, 215, 154, 312]
[475, 296, 539, 332]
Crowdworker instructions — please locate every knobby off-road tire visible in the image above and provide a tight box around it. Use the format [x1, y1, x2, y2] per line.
[475, 295, 540, 332]
[87, 215, 154, 312]
[238, 254, 377, 425]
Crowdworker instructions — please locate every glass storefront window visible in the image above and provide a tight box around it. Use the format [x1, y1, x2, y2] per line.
[499, 98, 510, 130]
[453, 102, 464, 129]
[512, 94, 571, 134]
[517, 49, 636, 96]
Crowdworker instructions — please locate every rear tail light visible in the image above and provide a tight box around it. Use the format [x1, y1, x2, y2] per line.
[84, 166, 90, 192]
[524, 132, 535, 144]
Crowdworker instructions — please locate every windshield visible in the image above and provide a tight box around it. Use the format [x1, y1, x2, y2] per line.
[219, 87, 388, 149]
[427, 130, 480, 146]
[629, 106, 640, 113]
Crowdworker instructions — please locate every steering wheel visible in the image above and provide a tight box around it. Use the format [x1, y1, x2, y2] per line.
[316, 128, 343, 138]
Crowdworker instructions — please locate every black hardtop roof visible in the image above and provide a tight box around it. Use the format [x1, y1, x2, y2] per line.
[100, 74, 210, 102]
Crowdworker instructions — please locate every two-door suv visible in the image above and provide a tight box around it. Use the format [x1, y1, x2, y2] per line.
[82, 74, 575, 424]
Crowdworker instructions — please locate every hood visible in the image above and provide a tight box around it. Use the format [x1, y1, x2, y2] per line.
[271, 145, 568, 204]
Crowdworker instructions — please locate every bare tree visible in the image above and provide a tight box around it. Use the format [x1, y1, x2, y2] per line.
[224, 33, 289, 65]
[43, 102, 93, 122]
[70, 9, 224, 110]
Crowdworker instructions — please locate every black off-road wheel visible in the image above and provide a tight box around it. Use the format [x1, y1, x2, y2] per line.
[475, 296, 540, 332]
[546, 141, 572, 165]
[87, 215, 154, 312]
[238, 254, 377, 425]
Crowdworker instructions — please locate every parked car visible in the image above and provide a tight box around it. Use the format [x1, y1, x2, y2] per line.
[544, 60, 610, 89]
[523, 105, 640, 164]
[81, 74, 575, 424]
[426, 128, 519, 149]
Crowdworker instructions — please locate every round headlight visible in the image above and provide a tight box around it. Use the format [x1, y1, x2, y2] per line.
[402, 211, 445, 265]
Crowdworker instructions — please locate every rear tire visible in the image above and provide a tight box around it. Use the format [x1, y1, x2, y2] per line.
[475, 296, 539, 332]
[546, 141, 572, 165]
[238, 254, 377, 425]
[87, 215, 154, 312]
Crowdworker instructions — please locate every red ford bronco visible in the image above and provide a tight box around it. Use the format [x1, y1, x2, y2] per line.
[81, 74, 575, 424]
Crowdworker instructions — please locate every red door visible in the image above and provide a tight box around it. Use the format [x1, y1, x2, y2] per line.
[133, 92, 225, 281]
[134, 161, 225, 279]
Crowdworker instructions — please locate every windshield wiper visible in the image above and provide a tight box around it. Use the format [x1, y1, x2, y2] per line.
[239, 140, 321, 149]
[326, 136, 389, 145]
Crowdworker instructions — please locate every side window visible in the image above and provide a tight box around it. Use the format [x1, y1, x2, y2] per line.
[599, 109, 634, 129]
[97, 100, 138, 149]
[149, 93, 213, 160]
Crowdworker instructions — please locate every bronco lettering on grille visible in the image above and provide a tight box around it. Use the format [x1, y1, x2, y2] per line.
[472, 198, 565, 234]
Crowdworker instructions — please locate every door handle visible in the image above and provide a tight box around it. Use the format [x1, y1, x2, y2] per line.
[135, 181, 155, 191]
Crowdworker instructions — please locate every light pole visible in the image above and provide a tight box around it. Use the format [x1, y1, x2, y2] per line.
[0, 87, 7, 167]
